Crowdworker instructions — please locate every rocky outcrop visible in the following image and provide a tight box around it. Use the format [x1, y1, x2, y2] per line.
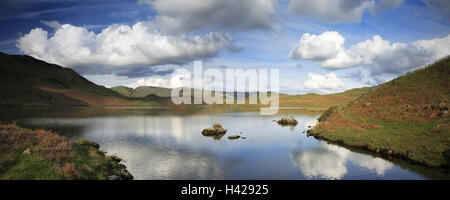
[76, 139, 100, 149]
[202, 124, 227, 136]
[107, 155, 134, 180]
[77, 139, 134, 180]
[438, 110, 448, 117]
[23, 148, 33, 155]
[228, 135, 241, 140]
[276, 118, 298, 126]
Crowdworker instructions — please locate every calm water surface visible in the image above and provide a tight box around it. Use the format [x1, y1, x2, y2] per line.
[1, 107, 445, 180]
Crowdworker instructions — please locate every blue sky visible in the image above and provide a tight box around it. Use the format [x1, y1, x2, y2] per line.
[0, 0, 449, 94]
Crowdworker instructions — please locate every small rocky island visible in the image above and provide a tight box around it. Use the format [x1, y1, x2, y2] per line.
[276, 117, 298, 126]
[202, 123, 227, 136]
[202, 124, 246, 140]
[228, 135, 241, 140]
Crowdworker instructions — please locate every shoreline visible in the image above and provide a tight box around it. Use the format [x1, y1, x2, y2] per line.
[76, 139, 134, 180]
[306, 129, 448, 169]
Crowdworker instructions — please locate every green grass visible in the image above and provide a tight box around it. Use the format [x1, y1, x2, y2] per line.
[70, 143, 121, 180]
[0, 124, 125, 180]
[310, 56, 450, 168]
[0, 152, 64, 180]
[111, 86, 143, 97]
[313, 116, 450, 167]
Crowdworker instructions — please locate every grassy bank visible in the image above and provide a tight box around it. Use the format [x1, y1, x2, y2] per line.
[310, 107, 450, 167]
[309, 57, 450, 168]
[0, 123, 132, 180]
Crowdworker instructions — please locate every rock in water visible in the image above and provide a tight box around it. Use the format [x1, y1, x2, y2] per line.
[120, 169, 134, 180]
[202, 124, 227, 136]
[228, 135, 240, 140]
[108, 155, 122, 163]
[276, 118, 298, 126]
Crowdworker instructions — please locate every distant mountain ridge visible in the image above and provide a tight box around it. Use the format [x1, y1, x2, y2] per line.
[111, 85, 263, 99]
[0, 51, 371, 110]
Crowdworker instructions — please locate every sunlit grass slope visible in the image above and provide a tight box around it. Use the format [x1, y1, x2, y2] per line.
[310, 57, 450, 167]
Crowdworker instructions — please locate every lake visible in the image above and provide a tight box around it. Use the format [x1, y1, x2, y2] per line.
[0, 107, 446, 180]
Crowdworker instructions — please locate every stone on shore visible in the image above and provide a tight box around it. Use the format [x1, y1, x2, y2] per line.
[76, 139, 100, 149]
[363, 102, 372, 107]
[108, 155, 122, 163]
[120, 169, 134, 180]
[23, 148, 33, 155]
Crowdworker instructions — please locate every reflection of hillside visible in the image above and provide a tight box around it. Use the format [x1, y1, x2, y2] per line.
[290, 143, 393, 179]
[17, 118, 90, 138]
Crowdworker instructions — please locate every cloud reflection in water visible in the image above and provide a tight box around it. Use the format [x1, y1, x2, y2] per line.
[291, 143, 393, 179]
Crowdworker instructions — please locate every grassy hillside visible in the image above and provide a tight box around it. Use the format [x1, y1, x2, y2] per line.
[310, 57, 450, 167]
[0, 51, 372, 110]
[0, 123, 132, 180]
[135, 86, 172, 97]
[110, 86, 142, 97]
[211, 88, 371, 113]
[111, 86, 173, 98]
[278, 87, 371, 110]
[0, 52, 161, 107]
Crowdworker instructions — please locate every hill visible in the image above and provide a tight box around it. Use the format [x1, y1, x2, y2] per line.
[111, 86, 173, 98]
[110, 86, 142, 97]
[112, 84, 371, 111]
[135, 86, 172, 97]
[0, 51, 371, 109]
[0, 52, 160, 107]
[278, 87, 371, 111]
[309, 57, 450, 168]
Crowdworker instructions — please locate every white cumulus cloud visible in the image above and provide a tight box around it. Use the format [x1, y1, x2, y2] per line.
[289, 31, 345, 61]
[126, 68, 192, 89]
[140, 0, 278, 33]
[16, 21, 236, 77]
[127, 77, 171, 89]
[303, 72, 345, 93]
[290, 31, 450, 76]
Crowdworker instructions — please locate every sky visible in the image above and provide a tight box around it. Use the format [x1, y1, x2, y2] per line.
[0, 0, 449, 94]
